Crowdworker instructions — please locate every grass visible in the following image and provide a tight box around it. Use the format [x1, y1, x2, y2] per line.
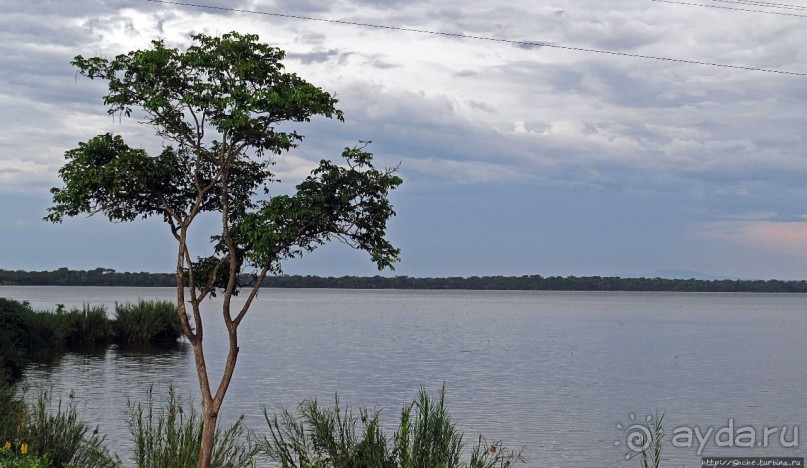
[0, 380, 119, 467]
[126, 386, 257, 468]
[114, 299, 182, 344]
[0, 298, 183, 382]
[1, 376, 526, 467]
[259, 385, 526, 468]
[637, 411, 664, 468]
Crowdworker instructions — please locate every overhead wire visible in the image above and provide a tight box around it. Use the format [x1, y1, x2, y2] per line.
[143, 0, 807, 77]
[647, 0, 807, 17]
[706, 0, 807, 10]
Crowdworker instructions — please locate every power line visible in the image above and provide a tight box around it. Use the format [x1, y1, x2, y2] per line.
[708, 0, 807, 11]
[143, 0, 807, 77]
[648, 0, 807, 17]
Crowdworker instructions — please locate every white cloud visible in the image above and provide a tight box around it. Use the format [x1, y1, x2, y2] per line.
[2, 0, 807, 277]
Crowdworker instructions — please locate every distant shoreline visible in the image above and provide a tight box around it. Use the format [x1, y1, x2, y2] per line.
[1, 267, 806, 293]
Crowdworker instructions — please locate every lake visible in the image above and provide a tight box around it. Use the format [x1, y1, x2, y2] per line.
[2, 286, 805, 467]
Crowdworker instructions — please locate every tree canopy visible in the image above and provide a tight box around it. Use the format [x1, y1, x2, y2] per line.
[46, 31, 402, 468]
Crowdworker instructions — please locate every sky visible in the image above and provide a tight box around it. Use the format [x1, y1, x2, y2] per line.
[1, 0, 806, 279]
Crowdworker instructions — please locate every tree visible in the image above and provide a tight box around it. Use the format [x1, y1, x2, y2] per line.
[46, 32, 402, 468]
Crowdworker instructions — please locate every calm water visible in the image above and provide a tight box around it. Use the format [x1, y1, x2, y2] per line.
[2, 286, 806, 467]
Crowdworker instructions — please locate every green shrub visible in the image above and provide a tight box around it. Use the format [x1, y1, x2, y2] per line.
[1, 297, 183, 380]
[1, 299, 112, 352]
[127, 386, 256, 468]
[22, 388, 119, 468]
[0, 380, 26, 443]
[0, 442, 52, 468]
[114, 300, 182, 344]
[263, 395, 392, 468]
[0, 380, 118, 468]
[259, 386, 525, 468]
[60, 305, 113, 348]
[0, 337, 23, 382]
[0, 300, 33, 380]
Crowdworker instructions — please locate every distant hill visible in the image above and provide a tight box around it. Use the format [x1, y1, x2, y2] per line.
[1, 268, 806, 293]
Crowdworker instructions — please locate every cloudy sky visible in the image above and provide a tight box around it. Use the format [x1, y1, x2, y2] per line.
[1, 0, 806, 279]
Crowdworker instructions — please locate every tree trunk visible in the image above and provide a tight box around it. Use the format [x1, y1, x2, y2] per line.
[199, 406, 218, 468]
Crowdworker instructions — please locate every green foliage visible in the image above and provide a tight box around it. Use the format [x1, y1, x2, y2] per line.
[0, 300, 32, 380]
[638, 411, 664, 468]
[262, 396, 391, 468]
[235, 143, 402, 274]
[3, 378, 525, 468]
[60, 304, 113, 348]
[397, 386, 462, 468]
[0, 298, 183, 380]
[47, 31, 345, 229]
[0, 268, 176, 287]
[46, 31, 401, 297]
[126, 387, 256, 468]
[259, 386, 525, 468]
[0, 336, 23, 382]
[114, 300, 182, 344]
[0, 384, 119, 468]
[0, 450, 52, 468]
[0, 380, 26, 443]
[48, 31, 402, 468]
[1, 301, 111, 352]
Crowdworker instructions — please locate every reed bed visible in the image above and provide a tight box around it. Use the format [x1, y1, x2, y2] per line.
[0, 298, 183, 381]
[260, 385, 526, 468]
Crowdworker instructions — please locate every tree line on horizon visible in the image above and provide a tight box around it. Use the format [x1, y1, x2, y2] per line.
[2, 267, 807, 292]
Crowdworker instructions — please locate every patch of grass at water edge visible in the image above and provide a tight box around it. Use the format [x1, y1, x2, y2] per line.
[127, 386, 257, 468]
[260, 385, 526, 468]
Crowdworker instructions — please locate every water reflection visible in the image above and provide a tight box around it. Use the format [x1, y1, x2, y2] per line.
[23, 342, 192, 459]
[114, 341, 191, 363]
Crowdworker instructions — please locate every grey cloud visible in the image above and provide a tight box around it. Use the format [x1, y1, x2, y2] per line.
[320, 78, 807, 201]
[0, 15, 89, 48]
[285, 48, 347, 64]
[562, 16, 659, 52]
[1, 0, 240, 27]
[345, 0, 426, 10]
[466, 100, 495, 113]
[267, 0, 335, 14]
[453, 70, 477, 78]
[295, 32, 327, 45]
[368, 58, 399, 69]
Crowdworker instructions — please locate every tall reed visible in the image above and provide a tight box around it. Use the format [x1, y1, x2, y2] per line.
[0, 381, 119, 468]
[114, 300, 182, 344]
[61, 304, 113, 348]
[126, 386, 256, 468]
[259, 385, 525, 468]
[638, 411, 664, 468]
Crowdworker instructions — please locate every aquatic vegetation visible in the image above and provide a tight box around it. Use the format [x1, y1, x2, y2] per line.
[259, 385, 525, 468]
[114, 299, 182, 344]
[0, 298, 182, 380]
[127, 386, 256, 468]
[637, 411, 664, 468]
[0, 381, 119, 467]
[2, 378, 525, 468]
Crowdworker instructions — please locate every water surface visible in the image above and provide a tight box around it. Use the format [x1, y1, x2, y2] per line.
[3, 286, 805, 467]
